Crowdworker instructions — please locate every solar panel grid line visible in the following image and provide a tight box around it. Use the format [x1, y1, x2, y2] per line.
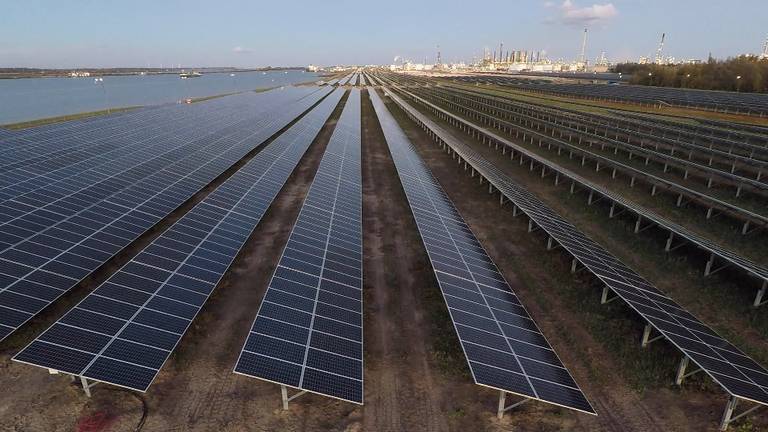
[0, 88, 333, 341]
[13, 88, 346, 392]
[0, 88, 321, 244]
[392, 82, 768, 230]
[0, 89, 313, 205]
[369, 88, 595, 415]
[0, 89, 319, 172]
[448, 86, 768, 178]
[415, 88, 768, 221]
[0, 105, 199, 170]
[384, 83, 768, 290]
[451, 76, 768, 116]
[0, 107, 161, 151]
[234, 89, 364, 404]
[435, 87, 768, 189]
[381, 86, 768, 409]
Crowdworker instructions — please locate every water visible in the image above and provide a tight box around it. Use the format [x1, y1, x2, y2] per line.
[0, 70, 320, 125]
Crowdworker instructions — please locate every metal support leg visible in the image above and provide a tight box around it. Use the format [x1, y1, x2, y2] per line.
[280, 385, 307, 410]
[546, 237, 559, 251]
[720, 396, 738, 431]
[80, 376, 97, 398]
[675, 355, 703, 385]
[497, 391, 531, 420]
[281, 385, 289, 410]
[601, 286, 618, 304]
[641, 323, 664, 348]
[754, 281, 767, 307]
[675, 356, 689, 385]
[704, 253, 729, 276]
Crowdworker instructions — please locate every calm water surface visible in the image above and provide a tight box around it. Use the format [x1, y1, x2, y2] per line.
[0, 70, 319, 125]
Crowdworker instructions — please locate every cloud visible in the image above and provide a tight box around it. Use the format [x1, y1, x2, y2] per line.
[551, 0, 618, 26]
[232, 46, 253, 54]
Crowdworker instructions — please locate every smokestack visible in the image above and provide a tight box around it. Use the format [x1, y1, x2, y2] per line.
[579, 28, 588, 64]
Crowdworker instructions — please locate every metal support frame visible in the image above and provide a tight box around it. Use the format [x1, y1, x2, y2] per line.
[719, 396, 763, 431]
[609, 202, 627, 219]
[570, 258, 586, 274]
[528, 219, 539, 233]
[664, 232, 686, 252]
[281, 385, 308, 410]
[674, 355, 703, 385]
[704, 253, 729, 277]
[640, 323, 664, 348]
[634, 216, 654, 234]
[497, 391, 531, 419]
[754, 281, 767, 307]
[600, 286, 619, 304]
[79, 376, 98, 397]
[546, 236, 560, 251]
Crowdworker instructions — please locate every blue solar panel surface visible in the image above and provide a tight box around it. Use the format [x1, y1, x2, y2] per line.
[13, 88, 345, 392]
[235, 89, 363, 403]
[369, 89, 595, 414]
[0, 87, 331, 341]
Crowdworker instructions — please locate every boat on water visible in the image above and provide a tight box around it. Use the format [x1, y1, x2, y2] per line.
[179, 71, 202, 79]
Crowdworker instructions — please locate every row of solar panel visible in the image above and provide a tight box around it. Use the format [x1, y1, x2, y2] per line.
[0, 87, 332, 341]
[0, 89, 317, 199]
[235, 89, 364, 404]
[394, 81, 768, 299]
[409, 84, 768, 229]
[382, 85, 768, 409]
[13, 88, 346, 392]
[431, 86, 768, 187]
[369, 89, 594, 414]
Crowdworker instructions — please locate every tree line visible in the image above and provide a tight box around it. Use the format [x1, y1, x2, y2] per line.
[613, 56, 768, 93]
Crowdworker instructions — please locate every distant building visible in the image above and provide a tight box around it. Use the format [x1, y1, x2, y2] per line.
[69, 71, 91, 77]
[306, 64, 320, 72]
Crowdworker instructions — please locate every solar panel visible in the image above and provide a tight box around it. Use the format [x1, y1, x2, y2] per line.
[382, 86, 768, 414]
[13, 88, 346, 392]
[387, 82, 768, 302]
[235, 89, 363, 404]
[368, 89, 595, 415]
[0, 87, 332, 341]
[0, 89, 321, 202]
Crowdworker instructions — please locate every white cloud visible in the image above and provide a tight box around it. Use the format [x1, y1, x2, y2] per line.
[555, 0, 618, 26]
[232, 46, 253, 54]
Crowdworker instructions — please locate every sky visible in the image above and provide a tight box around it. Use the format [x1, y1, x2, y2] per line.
[0, 0, 765, 68]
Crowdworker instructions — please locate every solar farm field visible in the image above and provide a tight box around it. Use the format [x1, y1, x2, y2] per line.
[1, 71, 767, 431]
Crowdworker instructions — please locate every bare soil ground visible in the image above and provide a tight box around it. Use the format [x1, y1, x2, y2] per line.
[0, 87, 765, 432]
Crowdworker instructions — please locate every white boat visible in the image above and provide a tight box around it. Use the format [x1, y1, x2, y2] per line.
[179, 71, 202, 79]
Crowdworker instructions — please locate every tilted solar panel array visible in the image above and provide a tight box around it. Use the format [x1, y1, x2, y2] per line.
[387, 84, 768, 293]
[359, 74, 367, 86]
[383, 87, 768, 409]
[13, 88, 345, 392]
[0, 128, 16, 140]
[235, 90, 363, 403]
[0, 90, 318, 203]
[0, 87, 331, 341]
[369, 90, 594, 414]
